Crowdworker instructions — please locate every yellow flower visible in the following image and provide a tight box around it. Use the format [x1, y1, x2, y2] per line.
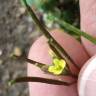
[48, 58, 66, 75]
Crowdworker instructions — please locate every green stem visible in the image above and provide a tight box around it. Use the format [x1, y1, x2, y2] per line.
[23, 0, 80, 70]
[56, 19, 96, 44]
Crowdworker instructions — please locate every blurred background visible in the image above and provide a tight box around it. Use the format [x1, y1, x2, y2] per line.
[0, 0, 79, 96]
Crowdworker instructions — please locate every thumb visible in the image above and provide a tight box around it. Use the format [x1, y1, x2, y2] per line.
[80, 0, 96, 56]
[78, 54, 96, 96]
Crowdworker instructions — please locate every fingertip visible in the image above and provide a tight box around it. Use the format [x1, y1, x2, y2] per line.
[78, 55, 96, 96]
[80, 0, 96, 56]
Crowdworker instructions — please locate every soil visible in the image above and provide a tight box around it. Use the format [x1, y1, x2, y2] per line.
[0, 0, 41, 96]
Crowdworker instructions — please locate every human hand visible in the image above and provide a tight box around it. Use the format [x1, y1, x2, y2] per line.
[27, 0, 96, 96]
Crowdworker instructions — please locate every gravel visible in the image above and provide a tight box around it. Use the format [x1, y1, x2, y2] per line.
[0, 0, 41, 96]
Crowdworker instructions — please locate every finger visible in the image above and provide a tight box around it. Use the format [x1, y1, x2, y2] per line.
[27, 29, 89, 96]
[78, 55, 96, 96]
[80, 0, 96, 56]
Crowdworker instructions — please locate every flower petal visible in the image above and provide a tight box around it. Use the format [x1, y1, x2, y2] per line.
[48, 66, 55, 73]
[53, 58, 60, 66]
[59, 60, 66, 68]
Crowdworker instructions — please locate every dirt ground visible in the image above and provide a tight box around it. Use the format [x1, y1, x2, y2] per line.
[0, 0, 41, 96]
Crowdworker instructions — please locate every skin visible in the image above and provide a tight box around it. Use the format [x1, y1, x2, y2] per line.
[27, 0, 96, 96]
[80, 0, 96, 56]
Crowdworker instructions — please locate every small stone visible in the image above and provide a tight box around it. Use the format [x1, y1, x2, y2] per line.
[13, 47, 22, 57]
[19, 7, 26, 14]
[16, 7, 26, 18]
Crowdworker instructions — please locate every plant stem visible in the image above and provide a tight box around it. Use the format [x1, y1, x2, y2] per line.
[23, 0, 52, 39]
[65, 67, 78, 79]
[23, 0, 79, 70]
[55, 18, 96, 44]
[48, 40, 80, 70]
[61, 61, 78, 78]
[48, 41, 63, 59]
[14, 55, 48, 70]
[11, 77, 75, 86]
[48, 41, 77, 77]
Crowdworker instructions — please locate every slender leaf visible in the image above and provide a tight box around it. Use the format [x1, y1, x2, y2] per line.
[10, 77, 75, 86]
